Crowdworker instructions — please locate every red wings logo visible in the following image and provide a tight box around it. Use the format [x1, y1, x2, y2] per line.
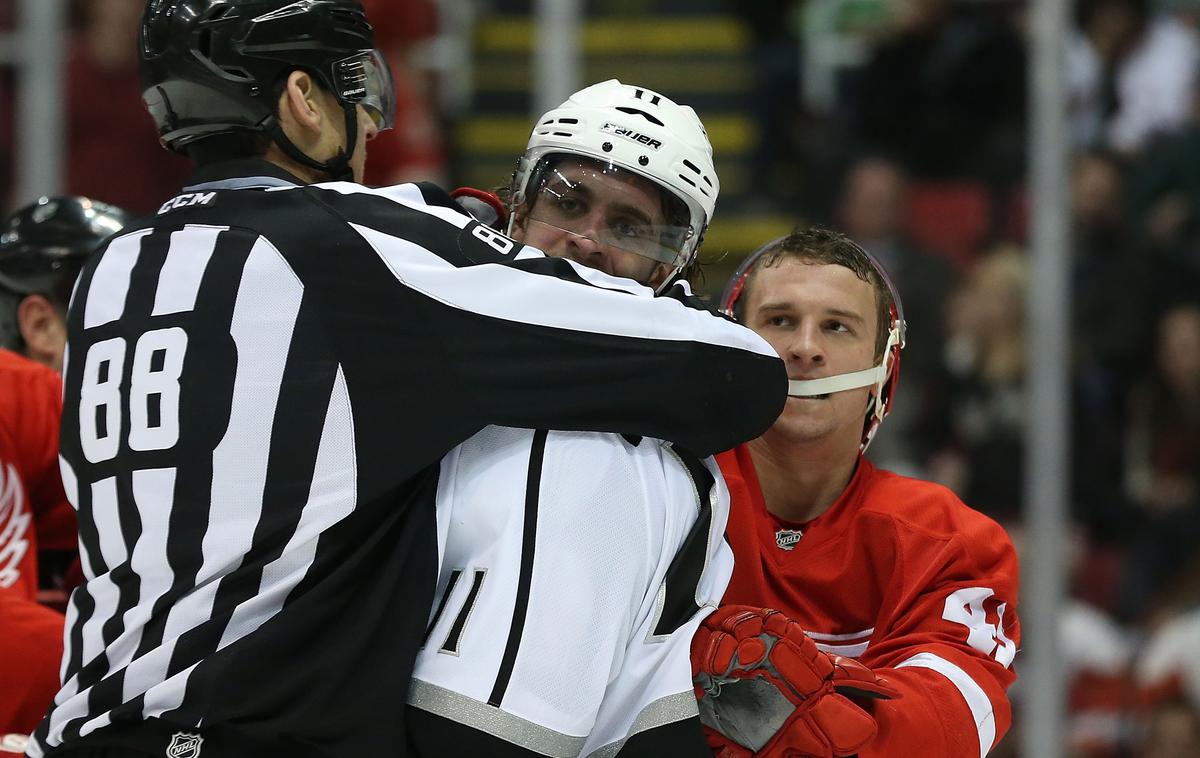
[0, 462, 32, 590]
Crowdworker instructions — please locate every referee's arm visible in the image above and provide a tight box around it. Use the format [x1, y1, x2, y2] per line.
[307, 181, 787, 456]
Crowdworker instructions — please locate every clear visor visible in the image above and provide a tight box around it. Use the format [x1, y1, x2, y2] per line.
[331, 49, 396, 131]
[522, 158, 695, 267]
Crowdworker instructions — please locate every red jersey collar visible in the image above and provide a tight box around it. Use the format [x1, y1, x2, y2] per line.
[720, 444, 874, 562]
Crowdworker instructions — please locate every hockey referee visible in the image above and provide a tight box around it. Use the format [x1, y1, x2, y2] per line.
[24, 2, 787, 757]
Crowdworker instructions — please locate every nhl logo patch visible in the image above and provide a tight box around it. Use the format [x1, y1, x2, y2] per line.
[775, 529, 803, 551]
[166, 732, 203, 758]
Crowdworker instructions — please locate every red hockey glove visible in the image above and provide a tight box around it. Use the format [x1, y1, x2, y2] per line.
[450, 187, 509, 231]
[692, 606, 900, 758]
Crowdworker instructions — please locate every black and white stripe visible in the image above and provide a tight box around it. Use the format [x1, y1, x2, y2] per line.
[32, 163, 784, 758]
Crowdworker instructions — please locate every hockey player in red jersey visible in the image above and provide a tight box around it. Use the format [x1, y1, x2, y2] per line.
[0, 197, 130, 738]
[693, 228, 1020, 758]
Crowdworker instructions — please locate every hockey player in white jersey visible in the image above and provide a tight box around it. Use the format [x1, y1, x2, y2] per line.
[407, 81, 733, 757]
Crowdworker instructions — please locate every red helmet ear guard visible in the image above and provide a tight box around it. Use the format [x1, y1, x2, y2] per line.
[718, 235, 785, 319]
[718, 235, 907, 452]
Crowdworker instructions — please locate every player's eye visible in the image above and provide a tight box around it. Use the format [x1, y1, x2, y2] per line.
[612, 218, 652, 241]
[553, 194, 585, 216]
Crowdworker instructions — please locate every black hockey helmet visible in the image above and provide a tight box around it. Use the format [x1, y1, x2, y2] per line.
[139, 0, 395, 178]
[0, 196, 133, 300]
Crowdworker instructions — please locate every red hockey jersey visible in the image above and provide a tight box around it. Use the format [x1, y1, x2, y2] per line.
[716, 445, 1021, 757]
[0, 349, 74, 736]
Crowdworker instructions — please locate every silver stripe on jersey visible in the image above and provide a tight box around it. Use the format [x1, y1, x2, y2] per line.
[184, 176, 298, 191]
[805, 626, 875, 641]
[583, 691, 700, 758]
[815, 641, 871, 657]
[409, 679, 587, 758]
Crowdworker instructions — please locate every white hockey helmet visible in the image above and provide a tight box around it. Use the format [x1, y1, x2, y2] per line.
[507, 80, 719, 285]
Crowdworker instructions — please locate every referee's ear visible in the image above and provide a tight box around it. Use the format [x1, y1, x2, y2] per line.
[277, 70, 329, 144]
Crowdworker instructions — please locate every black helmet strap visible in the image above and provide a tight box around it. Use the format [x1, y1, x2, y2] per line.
[269, 102, 359, 183]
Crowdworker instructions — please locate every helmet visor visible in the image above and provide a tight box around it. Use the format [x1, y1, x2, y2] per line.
[331, 49, 396, 131]
[522, 157, 695, 267]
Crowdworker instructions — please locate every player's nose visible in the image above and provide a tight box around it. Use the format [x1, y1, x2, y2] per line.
[565, 223, 611, 270]
[785, 323, 825, 366]
[359, 107, 381, 142]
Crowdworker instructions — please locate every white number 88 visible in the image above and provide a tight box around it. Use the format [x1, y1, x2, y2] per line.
[79, 327, 188, 463]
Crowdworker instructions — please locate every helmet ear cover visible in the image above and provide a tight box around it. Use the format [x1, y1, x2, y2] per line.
[719, 234, 907, 452]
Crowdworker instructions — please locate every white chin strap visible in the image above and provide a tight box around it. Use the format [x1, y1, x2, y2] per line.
[787, 364, 887, 397]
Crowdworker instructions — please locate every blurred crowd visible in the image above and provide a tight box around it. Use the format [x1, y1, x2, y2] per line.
[2, 0, 1199, 755]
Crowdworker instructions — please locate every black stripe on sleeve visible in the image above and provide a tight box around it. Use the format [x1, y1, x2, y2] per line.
[440, 569, 486, 655]
[487, 430, 547, 707]
[425, 568, 463, 644]
[653, 447, 715, 637]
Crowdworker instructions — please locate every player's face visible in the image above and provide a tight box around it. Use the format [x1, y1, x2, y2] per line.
[512, 160, 672, 288]
[741, 260, 879, 447]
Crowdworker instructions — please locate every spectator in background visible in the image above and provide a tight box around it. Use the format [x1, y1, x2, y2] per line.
[1118, 302, 1200, 622]
[1001, 523, 1137, 758]
[852, 0, 1026, 185]
[1129, 80, 1200, 303]
[1072, 151, 1153, 386]
[65, 0, 190, 212]
[835, 155, 958, 473]
[1137, 696, 1200, 758]
[1136, 610, 1200, 756]
[927, 246, 1027, 520]
[1067, 0, 1199, 154]
[1069, 150, 1152, 535]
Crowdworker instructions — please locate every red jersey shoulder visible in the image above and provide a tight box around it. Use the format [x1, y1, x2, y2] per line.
[856, 461, 1013, 549]
[0, 349, 63, 488]
[0, 349, 62, 420]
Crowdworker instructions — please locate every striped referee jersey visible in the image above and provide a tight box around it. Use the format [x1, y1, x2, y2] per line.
[29, 159, 785, 758]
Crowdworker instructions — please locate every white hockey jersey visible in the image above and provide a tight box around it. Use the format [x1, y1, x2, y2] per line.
[409, 426, 733, 757]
